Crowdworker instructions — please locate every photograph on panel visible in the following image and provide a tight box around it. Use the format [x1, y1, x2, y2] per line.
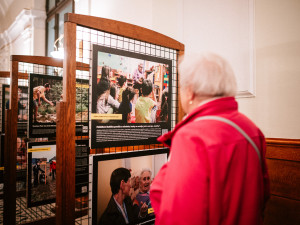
[28, 74, 89, 137]
[90, 149, 169, 225]
[27, 141, 56, 207]
[91, 45, 172, 148]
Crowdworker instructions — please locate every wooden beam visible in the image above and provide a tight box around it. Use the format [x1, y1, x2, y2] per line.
[11, 55, 63, 68]
[9, 56, 89, 71]
[177, 50, 185, 123]
[65, 13, 185, 52]
[3, 61, 19, 225]
[0, 71, 10, 77]
[266, 138, 300, 146]
[56, 21, 77, 225]
[266, 138, 300, 161]
[0, 71, 29, 79]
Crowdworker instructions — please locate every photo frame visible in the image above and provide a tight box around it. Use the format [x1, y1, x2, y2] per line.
[28, 74, 89, 137]
[90, 45, 172, 148]
[27, 140, 89, 208]
[89, 148, 169, 225]
[27, 141, 56, 207]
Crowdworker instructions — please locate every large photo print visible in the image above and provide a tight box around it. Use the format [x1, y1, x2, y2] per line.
[27, 141, 56, 207]
[90, 149, 169, 225]
[91, 45, 172, 148]
[29, 74, 89, 137]
[27, 140, 89, 208]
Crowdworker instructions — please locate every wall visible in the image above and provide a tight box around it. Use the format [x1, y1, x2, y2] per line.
[76, 0, 300, 139]
[237, 0, 300, 139]
[0, 0, 298, 137]
[75, 0, 153, 30]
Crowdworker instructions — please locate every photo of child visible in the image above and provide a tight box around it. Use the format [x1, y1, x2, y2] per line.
[92, 49, 170, 124]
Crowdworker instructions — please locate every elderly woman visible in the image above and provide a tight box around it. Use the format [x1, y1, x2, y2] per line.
[150, 53, 270, 225]
[136, 169, 152, 208]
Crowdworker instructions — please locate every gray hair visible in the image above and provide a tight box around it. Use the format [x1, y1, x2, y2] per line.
[179, 53, 237, 98]
[139, 168, 152, 180]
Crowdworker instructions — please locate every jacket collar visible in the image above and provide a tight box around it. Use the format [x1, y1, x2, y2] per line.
[158, 97, 238, 147]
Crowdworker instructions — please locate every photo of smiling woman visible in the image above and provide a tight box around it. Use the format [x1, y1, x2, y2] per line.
[135, 169, 153, 216]
[95, 153, 167, 225]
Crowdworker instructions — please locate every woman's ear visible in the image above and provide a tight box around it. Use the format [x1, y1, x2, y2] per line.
[186, 87, 195, 103]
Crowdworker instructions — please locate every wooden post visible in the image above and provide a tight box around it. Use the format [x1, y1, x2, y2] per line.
[56, 21, 77, 225]
[3, 60, 18, 225]
[177, 50, 185, 123]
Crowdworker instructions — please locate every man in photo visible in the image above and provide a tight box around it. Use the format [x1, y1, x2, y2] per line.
[132, 63, 145, 96]
[99, 167, 147, 225]
[33, 83, 54, 123]
[33, 161, 44, 187]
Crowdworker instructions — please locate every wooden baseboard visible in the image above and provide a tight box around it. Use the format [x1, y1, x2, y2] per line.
[264, 138, 300, 225]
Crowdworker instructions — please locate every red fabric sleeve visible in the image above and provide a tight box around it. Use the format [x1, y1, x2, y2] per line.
[154, 130, 210, 225]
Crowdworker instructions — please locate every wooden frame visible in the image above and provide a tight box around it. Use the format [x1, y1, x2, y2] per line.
[3, 55, 88, 225]
[3, 13, 184, 225]
[55, 13, 185, 225]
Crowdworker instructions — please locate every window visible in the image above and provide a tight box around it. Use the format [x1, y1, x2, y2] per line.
[46, 0, 74, 57]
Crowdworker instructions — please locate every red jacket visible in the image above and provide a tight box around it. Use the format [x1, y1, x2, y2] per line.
[150, 97, 270, 225]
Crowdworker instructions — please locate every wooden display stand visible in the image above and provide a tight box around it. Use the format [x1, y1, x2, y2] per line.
[58, 13, 184, 225]
[3, 13, 184, 225]
[2, 55, 88, 225]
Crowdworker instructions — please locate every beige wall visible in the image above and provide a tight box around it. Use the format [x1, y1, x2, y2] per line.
[151, 0, 300, 139]
[237, 0, 300, 139]
[1, 0, 298, 138]
[74, 0, 300, 139]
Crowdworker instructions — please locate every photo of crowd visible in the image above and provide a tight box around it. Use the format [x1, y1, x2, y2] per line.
[92, 50, 171, 124]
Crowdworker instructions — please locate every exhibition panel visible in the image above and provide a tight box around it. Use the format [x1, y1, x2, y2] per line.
[2, 13, 184, 225]
[2, 56, 90, 225]
[63, 13, 183, 225]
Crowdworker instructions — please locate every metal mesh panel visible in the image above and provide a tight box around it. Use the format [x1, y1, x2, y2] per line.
[76, 26, 178, 153]
[75, 26, 179, 225]
[1, 25, 179, 225]
[15, 63, 61, 224]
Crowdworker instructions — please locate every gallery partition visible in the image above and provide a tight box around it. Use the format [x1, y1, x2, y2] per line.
[2, 13, 184, 225]
[59, 13, 184, 225]
[2, 55, 89, 225]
